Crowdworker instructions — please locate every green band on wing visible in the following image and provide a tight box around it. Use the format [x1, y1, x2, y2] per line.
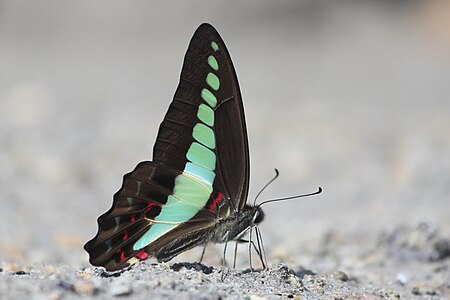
[206, 73, 220, 91]
[201, 88, 217, 107]
[193, 123, 215, 149]
[208, 55, 219, 71]
[197, 104, 214, 127]
[133, 40, 223, 252]
[185, 162, 215, 186]
[186, 142, 216, 170]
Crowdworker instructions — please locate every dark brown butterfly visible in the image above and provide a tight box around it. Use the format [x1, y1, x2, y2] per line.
[84, 23, 322, 272]
[84, 23, 263, 271]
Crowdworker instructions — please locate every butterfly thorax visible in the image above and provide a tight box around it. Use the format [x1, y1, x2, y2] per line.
[208, 205, 264, 243]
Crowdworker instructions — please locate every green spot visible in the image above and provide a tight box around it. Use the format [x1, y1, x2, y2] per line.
[193, 123, 215, 149]
[211, 41, 219, 51]
[197, 104, 214, 126]
[136, 181, 142, 196]
[186, 142, 216, 170]
[208, 55, 219, 71]
[201, 88, 217, 107]
[155, 198, 199, 221]
[127, 197, 133, 206]
[185, 162, 215, 186]
[113, 216, 120, 233]
[171, 175, 212, 206]
[106, 240, 112, 252]
[206, 73, 220, 91]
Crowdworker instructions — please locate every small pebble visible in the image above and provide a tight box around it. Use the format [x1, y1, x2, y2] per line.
[14, 270, 30, 275]
[374, 288, 400, 299]
[47, 290, 63, 300]
[395, 272, 409, 285]
[57, 281, 74, 292]
[332, 271, 348, 282]
[77, 271, 92, 279]
[3, 264, 22, 273]
[73, 281, 96, 294]
[43, 266, 57, 274]
[385, 291, 401, 299]
[412, 285, 438, 296]
[110, 280, 133, 297]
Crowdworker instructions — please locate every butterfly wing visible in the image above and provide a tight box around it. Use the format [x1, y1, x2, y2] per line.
[84, 23, 250, 271]
[153, 23, 250, 211]
[84, 162, 219, 271]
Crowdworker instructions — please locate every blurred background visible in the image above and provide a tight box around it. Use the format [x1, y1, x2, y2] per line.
[1, 0, 449, 268]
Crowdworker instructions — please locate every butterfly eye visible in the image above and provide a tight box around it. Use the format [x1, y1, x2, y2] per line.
[253, 208, 265, 224]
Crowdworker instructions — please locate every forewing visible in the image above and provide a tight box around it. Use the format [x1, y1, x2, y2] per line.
[153, 23, 250, 210]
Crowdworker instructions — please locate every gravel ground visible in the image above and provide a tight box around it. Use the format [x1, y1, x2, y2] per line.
[1, 223, 449, 299]
[1, 1, 449, 299]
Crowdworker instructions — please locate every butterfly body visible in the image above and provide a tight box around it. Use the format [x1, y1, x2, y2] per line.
[156, 204, 263, 263]
[206, 205, 264, 243]
[85, 23, 257, 271]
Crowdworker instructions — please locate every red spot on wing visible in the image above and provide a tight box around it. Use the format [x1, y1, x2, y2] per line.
[123, 230, 128, 241]
[144, 201, 160, 211]
[144, 201, 161, 218]
[117, 249, 126, 262]
[208, 192, 224, 212]
[136, 250, 149, 260]
[131, 214, 135, 222]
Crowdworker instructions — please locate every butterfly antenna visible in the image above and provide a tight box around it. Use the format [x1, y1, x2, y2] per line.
[258, 187, 322, 207]
[253, 169, 280, 206]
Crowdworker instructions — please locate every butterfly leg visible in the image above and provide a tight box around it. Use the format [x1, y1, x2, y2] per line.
[233, 242, 238, 268]
[199, 244, 207, 263]
[248, 227, 253, 272]
[222, 241, 228, 267]
[220, 242, 231, 282]
[255, 227, 267, 269]
[235, 236, 266, 269]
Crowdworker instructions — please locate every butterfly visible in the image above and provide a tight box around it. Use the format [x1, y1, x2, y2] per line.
[84, 23, 266, 271]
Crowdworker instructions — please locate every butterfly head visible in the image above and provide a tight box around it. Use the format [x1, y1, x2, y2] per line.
[252, 206, 265, 225]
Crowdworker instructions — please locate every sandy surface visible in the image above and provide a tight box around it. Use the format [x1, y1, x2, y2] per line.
[1, 1, 449, 299]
